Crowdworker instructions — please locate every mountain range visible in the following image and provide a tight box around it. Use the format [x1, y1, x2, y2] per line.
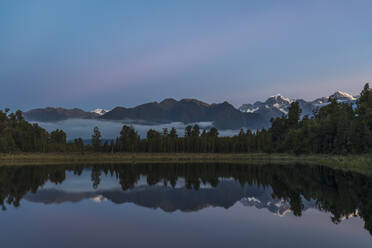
[24, 99, 265, 129]
[238, 91, 358, 121]
[23, 91, 359, 130]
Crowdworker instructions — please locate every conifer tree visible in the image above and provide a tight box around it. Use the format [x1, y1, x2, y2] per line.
[91, 126, 102, 152]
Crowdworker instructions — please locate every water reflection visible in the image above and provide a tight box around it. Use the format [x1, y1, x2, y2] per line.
[1, 163, 372, 235]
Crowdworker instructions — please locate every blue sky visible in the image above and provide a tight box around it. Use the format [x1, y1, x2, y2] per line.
[1, 0, 371, 111]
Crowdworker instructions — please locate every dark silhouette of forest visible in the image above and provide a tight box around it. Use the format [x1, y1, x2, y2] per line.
[0, 163, 371, 234]
[1, 84, 371, 154]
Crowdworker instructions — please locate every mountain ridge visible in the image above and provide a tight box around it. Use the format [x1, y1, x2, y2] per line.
[23, 91, 359, 130]
[239, 91, 358, 122]
[23, 107, 99, 122]
[100, 98, 264, 129]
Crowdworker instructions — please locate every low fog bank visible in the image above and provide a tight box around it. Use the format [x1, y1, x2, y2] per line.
[34, 119, 242, 141]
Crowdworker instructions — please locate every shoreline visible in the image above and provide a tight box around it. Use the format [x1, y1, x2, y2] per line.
[0, 153, 371, 175]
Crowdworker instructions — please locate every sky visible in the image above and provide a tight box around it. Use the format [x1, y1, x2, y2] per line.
[1, 0, 371, 111]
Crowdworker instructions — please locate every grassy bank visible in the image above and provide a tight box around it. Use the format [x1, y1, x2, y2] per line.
[0, 153, 371, 175]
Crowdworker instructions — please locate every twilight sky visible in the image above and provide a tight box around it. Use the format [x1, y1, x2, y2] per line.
[1, 0, 371, 111]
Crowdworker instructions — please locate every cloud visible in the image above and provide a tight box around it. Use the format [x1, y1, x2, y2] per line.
[34, 119, 241, 141]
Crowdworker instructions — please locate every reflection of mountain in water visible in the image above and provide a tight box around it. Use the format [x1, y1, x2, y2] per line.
[1, 163, 372, 235]
[25, 190, 97, 204]
[240, 196, 316, 217]
[26, 179, 315, 216]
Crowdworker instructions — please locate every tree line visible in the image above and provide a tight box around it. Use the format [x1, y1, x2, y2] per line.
[1, 84, 371, 154]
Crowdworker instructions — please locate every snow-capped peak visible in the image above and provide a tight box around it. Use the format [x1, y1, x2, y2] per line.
[330, 91, 356, 101]
[91, 108, 108, 115]
[267, 94, 293, 105]
[239, 94, 294, 115]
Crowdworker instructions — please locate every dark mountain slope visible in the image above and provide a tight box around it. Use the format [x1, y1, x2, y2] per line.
[23, 107, 98, 122]
[101, 99, 265, 129]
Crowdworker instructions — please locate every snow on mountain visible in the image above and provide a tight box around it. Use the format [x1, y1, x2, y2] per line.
[329, 91, 356, 101]
[239, 91, 359, 121]
[91, 108, 109, 116]
[268, 94, 293, 105]
[239, 94, 308, 122]
[312, 97, 329, 106]
[311, 91, 357, 110]
[239, 94, 293, 114]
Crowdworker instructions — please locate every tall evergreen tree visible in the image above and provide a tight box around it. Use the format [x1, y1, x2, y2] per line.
[91, 126, 102, 152]
[288, 101, 302, 128]
[119, 125, 140, 152]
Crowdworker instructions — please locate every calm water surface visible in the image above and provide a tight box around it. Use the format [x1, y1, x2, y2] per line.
[0, 163, 371, 248]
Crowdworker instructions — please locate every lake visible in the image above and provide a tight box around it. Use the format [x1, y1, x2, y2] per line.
[0, 163, 371, 248]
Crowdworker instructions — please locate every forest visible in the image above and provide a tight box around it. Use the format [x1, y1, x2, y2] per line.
[0, 84, 371, 155]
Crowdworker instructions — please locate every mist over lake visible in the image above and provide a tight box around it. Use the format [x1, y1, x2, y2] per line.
[33, 119, 242, 140]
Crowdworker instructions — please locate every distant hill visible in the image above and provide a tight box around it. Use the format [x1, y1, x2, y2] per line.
[23, 107, 99, 122]
[101, 98, 266, 129]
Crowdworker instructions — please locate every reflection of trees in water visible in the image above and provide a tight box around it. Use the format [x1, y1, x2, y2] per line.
[0, 163, 372, 234]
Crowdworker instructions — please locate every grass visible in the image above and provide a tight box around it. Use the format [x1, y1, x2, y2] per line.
[0, 152, 371, 175]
